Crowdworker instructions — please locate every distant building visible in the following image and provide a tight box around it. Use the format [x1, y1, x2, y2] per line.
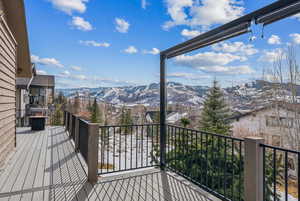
[16, 75, 55, 126]
[230, 102, 300, 178]
[145, 111, 188, 125]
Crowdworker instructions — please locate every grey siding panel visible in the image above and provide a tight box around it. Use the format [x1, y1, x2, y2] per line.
[0, 14, 16, 170]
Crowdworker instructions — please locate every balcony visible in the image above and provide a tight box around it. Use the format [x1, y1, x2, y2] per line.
[1, 111, 300, 201]
[0, 126, 219, 201]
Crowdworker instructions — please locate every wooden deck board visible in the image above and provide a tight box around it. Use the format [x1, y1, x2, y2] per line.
[0, 126, 220, 201]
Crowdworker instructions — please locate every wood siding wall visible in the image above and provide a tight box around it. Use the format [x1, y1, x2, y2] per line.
[0, 4, 17, 169]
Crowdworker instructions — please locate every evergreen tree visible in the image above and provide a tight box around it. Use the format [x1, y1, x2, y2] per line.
[180, 117, 190, 128]
[166, 80, 243, 200]
[57, 92, 66, 104]
[199, 79, 231, 135]
[73, 92, 80, 114]
[153, 111, 160, 124]
[52, 104, 63, 125]
[90, 98, 102, 123]
[87, 96, 92, 112]
[119, 106, 133, 134]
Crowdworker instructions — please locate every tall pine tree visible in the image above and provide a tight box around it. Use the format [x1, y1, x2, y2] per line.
[90, 98, 102, 123]
[199, 79, 231, 135]
[119, 106, 133, 134]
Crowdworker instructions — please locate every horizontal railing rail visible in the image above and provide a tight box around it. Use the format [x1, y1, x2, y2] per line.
[63, 110, 300, 200]
[98, 124, 160, 174]
[78, 118, 89, 162]
[63, 110, 99, 183]
[261, 143, 300, 201]
[166, 124, 244, 201]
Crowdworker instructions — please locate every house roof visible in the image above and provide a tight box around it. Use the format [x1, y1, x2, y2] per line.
[228, 101, 300, 121]
[17, 75, 55, 89]
[2, 0, 32, 78]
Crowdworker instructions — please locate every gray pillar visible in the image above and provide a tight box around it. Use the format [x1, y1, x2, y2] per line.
[87, 123, 99, 184]
[244, 137, 264, 201]
[160, 53, 166, 169]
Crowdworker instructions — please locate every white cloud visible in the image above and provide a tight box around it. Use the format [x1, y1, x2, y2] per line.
[292, 13, 300, 21]
[290, 33, 300, 44]
[168, 72, 211, 79]
[31, 55, 64, 68]
[124, 46, 138, 54]
[267, 35, 281, 45]
[141, 0, 147, 9]
[175, 52, 246, 68]
[70, 66, 82, 71]
[49, 0, 89, 15]
[212, 41, 258, 56]
[198, 65, 254, 75]
[79, 40, 110, 47]
[71, 16, 93, 31]
[259, 48, 284, 63]
[92, 77, 137, 86]
[36, 70, 47, 75]
[115, 18, 130, 33]
[58, 70, 87, 80]
[190, 0, 244, 27]
[163, 0, 244, 30]
[181, 29, 201, 38]
[73, 74, 87, 80]
[61, 70, 71, 76]
[143, 48, 160, 55]
[163, 0, 193, 29]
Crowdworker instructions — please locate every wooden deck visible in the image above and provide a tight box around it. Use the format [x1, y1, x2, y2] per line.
[0, 126, 219, 201]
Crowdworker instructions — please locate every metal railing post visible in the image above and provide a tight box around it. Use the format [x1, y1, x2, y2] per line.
[74, 115, 80, 152]
[68, 113, 73, 137]
[160, 53, 167, 170]
[244, 137, 264, 201]
[87, 123, 99, 184]
[65, 111, 69, 131]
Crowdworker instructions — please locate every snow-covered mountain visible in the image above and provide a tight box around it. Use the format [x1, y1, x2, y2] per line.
[57, 82, 208, 106]
[57, 80, 300, 109]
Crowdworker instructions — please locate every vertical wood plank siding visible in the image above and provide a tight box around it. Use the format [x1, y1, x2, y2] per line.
[0, 1, 17, 169]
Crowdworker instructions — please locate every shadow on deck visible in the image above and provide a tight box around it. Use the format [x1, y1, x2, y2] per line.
[0, 126, 219, 201]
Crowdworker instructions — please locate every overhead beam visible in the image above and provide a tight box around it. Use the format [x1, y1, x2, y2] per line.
[161, 0, 300, 59]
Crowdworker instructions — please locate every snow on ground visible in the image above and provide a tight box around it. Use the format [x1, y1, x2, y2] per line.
[278, 191, 297, 201]
[98, 130, 159, 173]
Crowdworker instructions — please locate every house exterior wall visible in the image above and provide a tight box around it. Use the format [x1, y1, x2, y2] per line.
[231, 107, 300, 178]
[0, 0, 17, 169]
[231, 108, 296, 147]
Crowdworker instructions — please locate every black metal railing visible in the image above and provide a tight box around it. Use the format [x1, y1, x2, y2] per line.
[261, 144, 300, 201]
[64, 109, 300, 200]
[71, 115, 76, 141]
[166, 125, 244, 201]
[98, 124, 160, 174]
[78, 118, 89, 162]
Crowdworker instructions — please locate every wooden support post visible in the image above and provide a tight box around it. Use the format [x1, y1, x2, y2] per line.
[87, 123, 99, 184]
[244, 137, 264, 201]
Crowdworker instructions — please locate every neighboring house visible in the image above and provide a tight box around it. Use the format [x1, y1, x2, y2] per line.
[16, 75, 55, 126]
[0, 0, 32, 168]
[145, 111, 187, 124]
[230, 103, 300, 178]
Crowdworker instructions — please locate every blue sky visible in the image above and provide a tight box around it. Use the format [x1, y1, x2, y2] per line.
[24, 0, 300, 88]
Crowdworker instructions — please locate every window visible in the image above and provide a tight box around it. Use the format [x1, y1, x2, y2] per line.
[288, 158, 295, 170]
[29, 87, 46, 106]
[265, 116, 294, 128]
[272, 135, 281, 146]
